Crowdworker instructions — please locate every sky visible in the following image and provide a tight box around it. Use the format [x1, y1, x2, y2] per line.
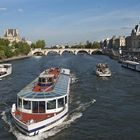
[0, 0, 140, 46]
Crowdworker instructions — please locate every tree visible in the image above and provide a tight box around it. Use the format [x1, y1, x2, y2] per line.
[18, 42, 31, 55]
[92, 41, 101, 48]
[0, 38, 10, 46]
[0, 49, 6, 59]
[31, 43, 36, 49]
[85, 40, 92, 48]
[36, 40, 46, 49]
[0, 45, 14, 58]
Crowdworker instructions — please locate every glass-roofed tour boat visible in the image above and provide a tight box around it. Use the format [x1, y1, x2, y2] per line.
[11, 67, 71, 136]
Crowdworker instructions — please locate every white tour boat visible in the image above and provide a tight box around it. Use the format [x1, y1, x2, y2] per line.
[0, 64, 12, 78]
[96, 63, 111, 77]
[121, 60, 140, 72]
[11, 67, 71, 136]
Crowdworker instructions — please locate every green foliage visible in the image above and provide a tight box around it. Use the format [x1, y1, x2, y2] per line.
[0, 49, 6, 59]
[12, 42, 31, 55]
[0, 38, 10, 46]
[71, 41, 101, 49]
[31, 40, 46, 49]
[4, 46, 14, 58]
[0, 45, 14, 58]
[0, 38, 47, 60]
[51, 46, 57, 49]
[36, 40, 45, 49]
[0, 38, 31, 60]
[31, 43, 36, 49]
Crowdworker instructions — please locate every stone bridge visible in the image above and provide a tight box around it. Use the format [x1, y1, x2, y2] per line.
[30, 48, 103, 55]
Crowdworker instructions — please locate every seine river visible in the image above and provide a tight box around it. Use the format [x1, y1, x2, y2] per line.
[0, 54, 140, 140]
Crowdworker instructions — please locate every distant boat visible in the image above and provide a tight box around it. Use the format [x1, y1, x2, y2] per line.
[96, 63, 111, 77]
[0, 64, 12, 78]
[121, 60, 140, 72]
[11, 67, 71, 136]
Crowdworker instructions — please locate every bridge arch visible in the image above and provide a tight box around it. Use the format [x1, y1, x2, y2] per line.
[61, 50, 74, 55]
[46, 50, 60, 55]
[33, 51, 44, 56]
[91, 50, 102, 55]
[76, 50, 89, 55]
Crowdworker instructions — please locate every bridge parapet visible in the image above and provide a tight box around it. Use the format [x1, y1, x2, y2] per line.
[30, 48, 102, 55]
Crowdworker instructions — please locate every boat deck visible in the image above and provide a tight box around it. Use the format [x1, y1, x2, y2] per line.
[17, 69, 70, 99]
[15, 109, 56, 124]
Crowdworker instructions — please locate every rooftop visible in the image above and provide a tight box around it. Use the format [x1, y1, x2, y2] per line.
[18, 73, 70, 99]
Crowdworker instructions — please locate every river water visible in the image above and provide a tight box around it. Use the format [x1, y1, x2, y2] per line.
[0, 54, 140, 140]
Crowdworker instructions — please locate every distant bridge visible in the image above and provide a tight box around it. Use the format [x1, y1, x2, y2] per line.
[30, 48, 103, 55]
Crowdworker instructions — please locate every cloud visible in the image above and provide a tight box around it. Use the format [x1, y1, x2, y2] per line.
[0, 7, 7, 11]
[17, 8, 23, 12]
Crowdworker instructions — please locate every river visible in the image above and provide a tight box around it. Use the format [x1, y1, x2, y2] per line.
[0, 54, 140, 140]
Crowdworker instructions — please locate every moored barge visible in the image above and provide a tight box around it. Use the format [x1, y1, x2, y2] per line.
[121, 60, 140, 72]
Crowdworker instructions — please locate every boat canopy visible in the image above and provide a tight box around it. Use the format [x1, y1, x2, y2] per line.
[17, 73, 70, 99]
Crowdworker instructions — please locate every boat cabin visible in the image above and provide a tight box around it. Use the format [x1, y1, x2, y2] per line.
[33, 74, 55, 92]
[15, 95, 68, 124]
[17, 95, 67, 114]
[38, 74, 54, 85]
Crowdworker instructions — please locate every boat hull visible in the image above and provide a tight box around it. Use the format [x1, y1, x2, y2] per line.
[11, 107, 68, 136]
[0, 71, 12, 78]
[96, 70, 111, 77]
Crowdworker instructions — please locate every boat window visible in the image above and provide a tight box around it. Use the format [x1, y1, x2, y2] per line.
[32, 101, 45, 113]
[39, 101, 45, 113]
[65, 96, 67, 104]
[58, 98, 64, 108]
[18, 98, 22, 108]
[47, 100, 56, 110]
[47, 77, 53, 83]
[39, 77, 46, 83]
[32, 101, 38, 113]
[23, 100, 31, 110]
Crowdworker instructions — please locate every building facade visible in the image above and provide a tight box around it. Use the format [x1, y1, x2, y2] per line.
[125, 36, 132, 50]
[114, 36, 126, 49]
[131, 23, 140, 50]
[4, 29, 21, 43]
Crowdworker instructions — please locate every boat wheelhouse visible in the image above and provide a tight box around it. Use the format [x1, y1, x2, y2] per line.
[0, 64, 12, 78]
[11, 68, 71, 136]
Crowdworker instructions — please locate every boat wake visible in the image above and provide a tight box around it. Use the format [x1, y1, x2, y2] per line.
[70, 73, 78, 84]
[1, 98, 96, 140]
[1, 109, 82, 140]
[71, 98, 96, 113]
[1, 110, 13, 133]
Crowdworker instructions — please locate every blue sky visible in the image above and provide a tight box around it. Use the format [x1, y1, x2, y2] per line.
[0, 0, 140, 46]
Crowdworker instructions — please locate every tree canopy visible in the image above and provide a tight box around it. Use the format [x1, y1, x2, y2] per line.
[71, 41, 101, 49]
[0, 38, 31, 59]
[31, 40, 46, 49]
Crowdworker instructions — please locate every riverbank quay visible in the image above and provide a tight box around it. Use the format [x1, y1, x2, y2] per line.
[0, 55, 32, 63]
[103, 49, 119, 60]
